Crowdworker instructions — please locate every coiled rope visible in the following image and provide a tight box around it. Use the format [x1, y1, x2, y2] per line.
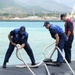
[16, 44, 51, 75]
[16, 42, 75, 75]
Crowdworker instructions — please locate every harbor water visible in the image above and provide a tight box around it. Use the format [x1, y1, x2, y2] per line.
[0, 21, 75, 66]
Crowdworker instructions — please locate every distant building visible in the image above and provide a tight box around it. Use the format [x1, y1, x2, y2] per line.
[28, 16, 41, 20]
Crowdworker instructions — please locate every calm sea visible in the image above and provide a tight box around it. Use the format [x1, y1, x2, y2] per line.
[0, 21, 75, 66]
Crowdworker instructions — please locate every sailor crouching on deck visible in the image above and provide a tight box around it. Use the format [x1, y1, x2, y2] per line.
[2, 26, 36, 68]
[43, 21, 66, 66]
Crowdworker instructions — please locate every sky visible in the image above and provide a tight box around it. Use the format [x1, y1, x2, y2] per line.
[54, 0, 75, 7]
[14, 0, 75, 8]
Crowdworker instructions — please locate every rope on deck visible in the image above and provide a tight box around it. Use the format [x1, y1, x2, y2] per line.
[57, 47, 75, 75]
[42, 42, 75, 75]
[16, 42, 75, 75]
[42, 42, 55, 58]
[16, 45, 51, 75]
[46, 47, 75, 75]
[16, 49, 35, 75]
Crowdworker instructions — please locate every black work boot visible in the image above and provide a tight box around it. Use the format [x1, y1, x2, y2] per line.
[31, 62, 36, 65]
[43, 58, 53, 63]
[2, 61, 7, 68]
[31, 62, 38, 68]
[55, 62, 62, 67]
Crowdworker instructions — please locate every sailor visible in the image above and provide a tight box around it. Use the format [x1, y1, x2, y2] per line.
[60, 14, 74, 63]
[43, 21, 66, 66]
[2, 26, 36, 68]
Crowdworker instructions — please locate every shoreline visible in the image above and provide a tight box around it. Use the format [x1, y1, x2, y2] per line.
[0, 20, 75, 22]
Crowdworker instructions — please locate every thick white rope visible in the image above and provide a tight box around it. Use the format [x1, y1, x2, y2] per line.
[16, 49, 36, 75]
[48, 48, 56, 58]
[42, 42, 75, 75]
[47, 47, 75, 75]
[43, 62, 51, 75]
[57, 47, 75, 75]
[16, 40, 75, 75]
[43, 42, 55, 52]
[42, 42, 55, 58]
[16, 41, 75, 75]
[16, 49, 43, 67]
[16, 48, 51, 75]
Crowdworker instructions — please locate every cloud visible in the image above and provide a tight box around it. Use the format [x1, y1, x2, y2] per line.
[14, 0, 37, 6]
[54, 0, 75, 7]
[14, 0, 75, 8]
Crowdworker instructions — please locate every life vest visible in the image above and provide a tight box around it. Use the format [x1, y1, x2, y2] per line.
[64, 18, 74, 35]
[12, 29, 28, 43]
[15, 29, 28, 37]
[49, 24, 64, 39]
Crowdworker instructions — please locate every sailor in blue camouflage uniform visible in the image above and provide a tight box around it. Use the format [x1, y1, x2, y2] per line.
[3, 26, 36, 68]
[43, 21, 66, 66]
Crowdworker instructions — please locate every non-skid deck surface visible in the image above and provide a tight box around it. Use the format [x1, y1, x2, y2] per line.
[0, 64, 46, 75]
[48, 61, 75, 75]
[0, 61, 75, 75]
